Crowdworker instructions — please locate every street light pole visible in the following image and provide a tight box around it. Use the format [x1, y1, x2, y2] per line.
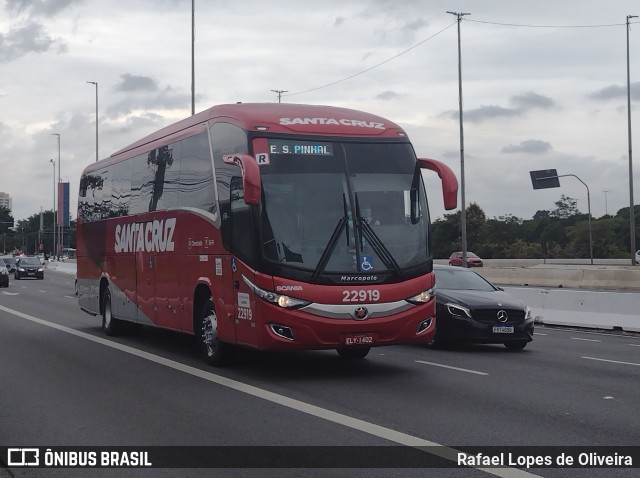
[52, 133, 61, 260]
[191, 0, 195, 115]
[49, 158, 56, 259]
[87, 81, 98, 162]
[603, 190, 609, 215]
[627, 15, 638, 265]
[447, 11, 470, 267]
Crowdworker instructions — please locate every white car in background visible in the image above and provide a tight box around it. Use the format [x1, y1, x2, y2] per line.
[636, 250, 640, 265]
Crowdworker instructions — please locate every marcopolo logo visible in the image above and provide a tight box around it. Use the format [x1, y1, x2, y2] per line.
[114, 218, 176, 254]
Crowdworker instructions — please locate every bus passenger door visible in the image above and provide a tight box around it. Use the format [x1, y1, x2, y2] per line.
[135, 220, 156, 326]
[229, 175, 258, 347]
[232, 260, 257, 347]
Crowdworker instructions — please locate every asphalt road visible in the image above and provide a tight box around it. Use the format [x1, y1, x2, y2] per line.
[1, 269, 639, 478]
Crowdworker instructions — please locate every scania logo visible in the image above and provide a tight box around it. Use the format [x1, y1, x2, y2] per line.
[497, 310, 508, 323]
[354, 307, 369, 320]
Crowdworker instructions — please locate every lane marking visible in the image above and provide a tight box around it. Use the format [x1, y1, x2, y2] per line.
[0, 303, 538, 478]
[533, 332, 547, 336]
[571, 337, 601, 342]
[415, 360, 489, 376]
[582, 356, 640, 367]
[627, 344, 640, 347]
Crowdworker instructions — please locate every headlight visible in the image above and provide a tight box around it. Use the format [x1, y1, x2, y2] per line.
[18, 267, 25, 272]
[406, 287, 435, 304]
[242, 276, 310, 310]
[446, 302, 472, 318]
[0, 269, 7, 275]
[525, 306, 532, 320]
[38, 268, 44, 272]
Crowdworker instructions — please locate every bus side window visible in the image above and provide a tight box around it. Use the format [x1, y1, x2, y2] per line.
[130, 153, 154, 214]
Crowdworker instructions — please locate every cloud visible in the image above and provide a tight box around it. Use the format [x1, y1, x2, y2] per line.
[402, 19, 427, 33]
[461, 105, 520, 122]
[376, 90, 402, 100]
[442, 91, 556, 123]
[501, 139, 553, 154]
[589, 82, 640, 101]
[0, 22, 62, 62]
[114, 74, 159, 93]
[106, 84, 191, 118]
[4, 0, 81, 18]
[510, 91, 555, 110]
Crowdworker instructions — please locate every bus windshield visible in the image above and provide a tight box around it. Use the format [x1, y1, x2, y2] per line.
[258, 140, 429, 278]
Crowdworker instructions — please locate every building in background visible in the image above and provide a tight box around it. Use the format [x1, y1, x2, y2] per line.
[0, 192, 12, 211]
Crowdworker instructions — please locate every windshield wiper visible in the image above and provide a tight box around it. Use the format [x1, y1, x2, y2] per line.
[311, 216, 347, 283]
[355, 193, 403, 279]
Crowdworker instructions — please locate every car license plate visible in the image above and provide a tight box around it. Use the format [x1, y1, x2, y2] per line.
[28, 272, 35, 276]
[344, 334, 375, 346]
[493, 325, 514, 334]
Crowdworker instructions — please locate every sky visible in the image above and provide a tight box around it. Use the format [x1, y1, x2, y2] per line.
[0, 0, 639, 224]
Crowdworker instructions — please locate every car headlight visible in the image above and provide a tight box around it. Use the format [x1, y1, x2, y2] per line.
[242, 276, 310, 310]
[38, 268, 44, 272]
[446, 302, 472, 318]
[406, 287, 435, 304]
[525, 305, 532, 320]
[0, 269, 7, 275]
[18, 267, 25, 272]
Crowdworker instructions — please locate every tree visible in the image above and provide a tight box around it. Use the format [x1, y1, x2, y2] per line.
[550, 194, 578, 219]
[0, 206, 14, 234]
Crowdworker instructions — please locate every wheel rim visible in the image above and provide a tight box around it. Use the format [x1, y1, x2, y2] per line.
[201, 306, 218, 358]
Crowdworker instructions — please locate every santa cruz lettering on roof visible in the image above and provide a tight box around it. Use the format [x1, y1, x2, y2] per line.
[279, 117, 385, 130]
[114, 218, 176, 253]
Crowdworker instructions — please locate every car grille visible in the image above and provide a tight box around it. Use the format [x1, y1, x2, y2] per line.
[472, 308, 526, 323]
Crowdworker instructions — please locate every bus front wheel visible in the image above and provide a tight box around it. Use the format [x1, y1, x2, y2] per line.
[198, 299, 230, 366]
[336, 347, 370, 360]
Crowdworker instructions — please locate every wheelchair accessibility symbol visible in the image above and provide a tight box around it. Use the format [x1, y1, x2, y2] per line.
[360, 255, 374, 272]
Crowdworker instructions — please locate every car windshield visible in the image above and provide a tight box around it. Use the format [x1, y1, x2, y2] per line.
[18, 257, 41, 266]
[435, 267, 496, 291]
[2, 257, 15, 265]
[258, 140, 429, 276]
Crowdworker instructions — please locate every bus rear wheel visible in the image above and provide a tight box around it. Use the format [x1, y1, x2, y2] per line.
[198, 299, 230, 366]
[102, 288, 123, 336]
[336, 347, 370, 360]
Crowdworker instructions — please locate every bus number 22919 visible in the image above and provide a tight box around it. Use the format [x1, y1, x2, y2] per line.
[342, 290, 380, 302]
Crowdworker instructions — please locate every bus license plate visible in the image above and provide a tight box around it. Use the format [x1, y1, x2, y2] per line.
[344, 334, 375, 346]
[493, 326, 514, 334]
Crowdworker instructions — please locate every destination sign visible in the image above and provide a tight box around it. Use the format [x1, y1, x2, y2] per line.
[268, 140, 333, 156]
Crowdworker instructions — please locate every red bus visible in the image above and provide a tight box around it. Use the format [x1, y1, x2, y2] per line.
[77, 103, 457, 365]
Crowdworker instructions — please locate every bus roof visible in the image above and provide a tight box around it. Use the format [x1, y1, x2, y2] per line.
[106, 103, 407, 161]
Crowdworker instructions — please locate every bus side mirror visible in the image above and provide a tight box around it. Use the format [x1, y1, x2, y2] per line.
[417, 158, 458, 210]
[223, 153, 262, 206]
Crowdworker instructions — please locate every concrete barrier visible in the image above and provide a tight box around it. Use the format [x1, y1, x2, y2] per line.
[475, 265, 640, 292]
[503, 286, 640, 333]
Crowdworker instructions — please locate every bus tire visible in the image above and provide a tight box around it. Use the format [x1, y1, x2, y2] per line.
[102, 288, 123, 336]
[198, 298, 230, 366]
[336, 347, 370, 360]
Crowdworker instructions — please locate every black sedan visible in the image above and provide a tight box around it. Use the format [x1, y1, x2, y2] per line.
[432, 264, 534, 350]
[14, 256, 45, 280]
